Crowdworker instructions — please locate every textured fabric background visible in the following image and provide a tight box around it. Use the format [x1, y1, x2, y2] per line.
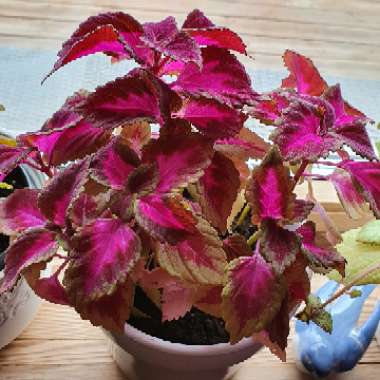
[0, 47, 379, 144]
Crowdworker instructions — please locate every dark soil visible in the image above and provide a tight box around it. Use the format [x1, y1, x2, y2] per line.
[128, 286, 230, 345]
[0, 167, 28, 271]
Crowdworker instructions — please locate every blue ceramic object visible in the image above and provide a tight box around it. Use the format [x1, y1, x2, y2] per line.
[294, 280, 380, 378]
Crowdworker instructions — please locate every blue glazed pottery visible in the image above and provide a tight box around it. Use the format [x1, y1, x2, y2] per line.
[294, 280, 380, 378]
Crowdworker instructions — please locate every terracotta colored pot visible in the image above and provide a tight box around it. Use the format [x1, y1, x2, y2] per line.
[105, 324, 261, 380]
[0, 165, 44, 350]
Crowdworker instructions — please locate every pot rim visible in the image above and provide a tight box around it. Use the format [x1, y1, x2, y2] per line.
[119, 322, 259, 357]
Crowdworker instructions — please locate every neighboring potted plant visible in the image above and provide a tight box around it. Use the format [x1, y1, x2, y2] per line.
[0, 9, 379, 379]
[0, 125, 45, 349]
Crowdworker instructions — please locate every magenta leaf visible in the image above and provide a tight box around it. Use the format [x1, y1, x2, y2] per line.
[339, 160, 380, 218]
[90, 137, 140, 189]
[260, 219, 301, 273]
[0, 145, 30, 181]
[78, 69, 181, 129]
[182, 9, 215, 29]
[195, 152, 240, 233]
[157, 217, 227, 285]
[38, 159, 90, 226]
[330, 168, 367, 219]
[273, 97, 338, 161]
[0, 189, 46, 235]
[0, 228, 58, 292]
[64, 218, 141, 301]
[290, 199, 315, 224]
[248, 90, 290, 124]
[297, 221, 345, 275]
[323, 85, 375, 160]
[246, 148, 295, 224]
[174, 96, 246, 139]
[282, 50, 327, 96]
[214, 127, 270, 161]
[45, 12, 151, 79]
[142, 127, 213, 193]
[142, 16, 201, 66]
[134, 194, 198, 244]
[222, 253, 286, 343]
[187, 29, 247, 55]
[172, 47, 255, 107]
[20, 119, 111, 167]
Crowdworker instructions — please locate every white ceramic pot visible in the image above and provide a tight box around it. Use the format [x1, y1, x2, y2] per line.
[105, 324, 262, 380]
[0, 165, 44, 350]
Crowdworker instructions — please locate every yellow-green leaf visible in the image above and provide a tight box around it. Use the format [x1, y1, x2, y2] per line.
[357, 220, 380, 245]
[328, 228, 380, 285]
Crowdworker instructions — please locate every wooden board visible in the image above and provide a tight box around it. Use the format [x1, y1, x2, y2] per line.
[0, 277, 379, 379]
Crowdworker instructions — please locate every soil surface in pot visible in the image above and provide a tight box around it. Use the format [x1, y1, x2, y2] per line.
[0, 167, 28, 271]
[128, 287, 230, 345]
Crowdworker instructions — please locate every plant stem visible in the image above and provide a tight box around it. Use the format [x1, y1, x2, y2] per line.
[321, 261, 380, 309]
[236, 203, 250, 227]
[292, 160, 308, 188]
[247, 231, 260, 248]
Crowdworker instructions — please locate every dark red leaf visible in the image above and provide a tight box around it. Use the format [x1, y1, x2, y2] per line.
[38, 159, 89, 226]
[223, 234, 252, 262]
[182, 9, 215, 29]
[173, 47, 255, 107]
[195, 152, 240, 233]
[78, 69, 181, 129]
[297, 221, 345, 275]
[174, 96, 246, 139]
[260, 219, 301, 273]
[282, 50, 327, 96]
[142, 16, 201, 66]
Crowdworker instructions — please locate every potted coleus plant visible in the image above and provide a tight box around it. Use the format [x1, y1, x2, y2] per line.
[0, 124, 45, 349]
[0, 8, 379, 379]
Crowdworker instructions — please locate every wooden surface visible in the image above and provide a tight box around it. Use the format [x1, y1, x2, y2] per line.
[0, 0, 380, 80]
[0, 1, 380, 379]
[0, 277, 379, 380]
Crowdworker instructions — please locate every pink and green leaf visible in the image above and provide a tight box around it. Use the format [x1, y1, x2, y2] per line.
[194, 152, 240, 233]
[142, 127, 213, 193]
[0, 228, 58, 292]
[297, 221, 345, 275]
[330, 168, 367, 219]
[339, 160, 380, 218]
[246, 148, 295, 224]
[0, 189, 46, 235]
[64, 218, 141, 301]
[90, 137, 140, 189]
[38, 159, 90, 226]
[260, 219, 301, 273]
[134, 194, 198, 244]
[157, 217, 227, 285]
[222, 253, 285, 343]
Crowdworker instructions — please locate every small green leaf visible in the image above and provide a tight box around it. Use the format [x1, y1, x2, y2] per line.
[0, 182, 13, 190]
[0, 104, 4, 111]
[348, 289, 362, 298]
[328, 228, 380, 285]
[357, 220, 380, 245]
[296, 294, 333, 334]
